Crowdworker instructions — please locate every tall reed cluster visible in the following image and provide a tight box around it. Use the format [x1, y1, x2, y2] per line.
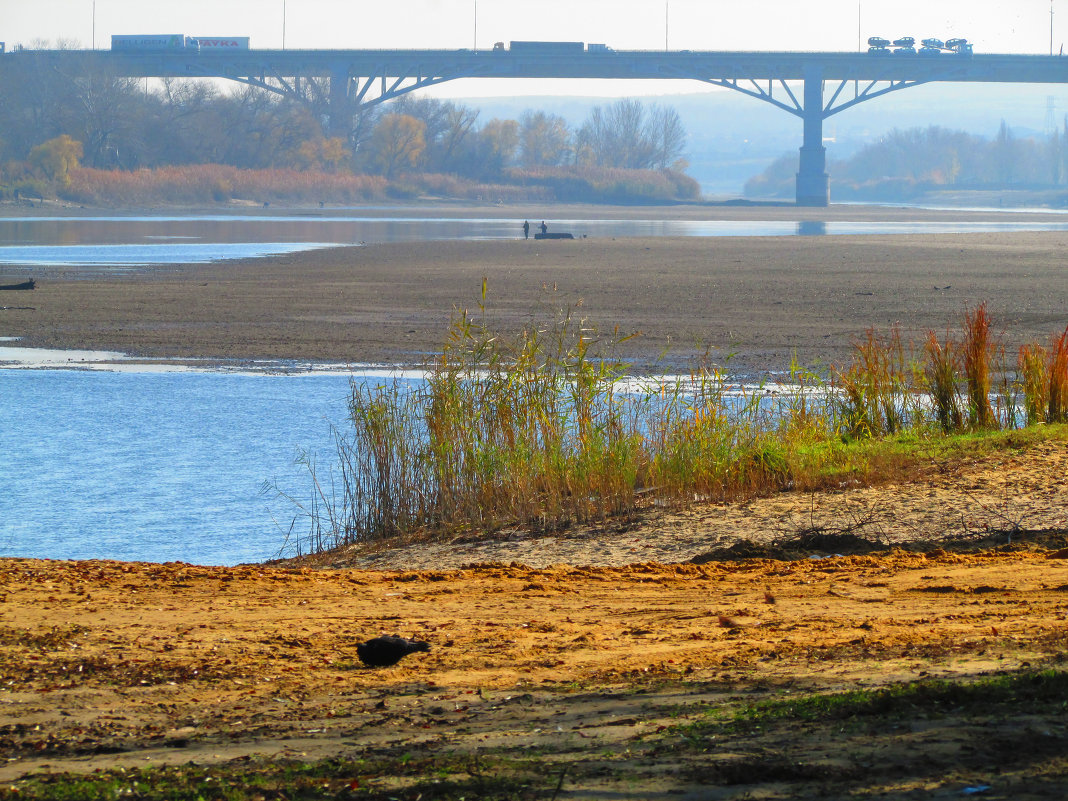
[830, 302, 1024, 437]
[1018, 326, 1068, 425]
[295, 298, 1068, 551]
[305, 285, 803, 548]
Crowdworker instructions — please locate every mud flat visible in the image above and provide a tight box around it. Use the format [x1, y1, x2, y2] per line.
[2, 205, 1068, 373]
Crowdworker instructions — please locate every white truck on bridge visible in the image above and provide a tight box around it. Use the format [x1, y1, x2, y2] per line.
[111, 35, 200, 51]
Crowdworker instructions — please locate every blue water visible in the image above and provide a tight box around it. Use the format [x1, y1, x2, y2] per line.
[0, 242, 338, 268]
[0, 370, 353, 565]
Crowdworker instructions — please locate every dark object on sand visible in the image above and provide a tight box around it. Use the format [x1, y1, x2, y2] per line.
[356, 635, 431, 667]
[0, 279, 35, 291]
[534, 232, 574, 240]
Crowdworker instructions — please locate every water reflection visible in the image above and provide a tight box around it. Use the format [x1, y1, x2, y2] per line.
[796, 221, 827, 236]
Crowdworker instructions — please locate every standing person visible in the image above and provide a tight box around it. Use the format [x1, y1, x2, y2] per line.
[522, 220, 530, 239]
[540, 221, 548, 235]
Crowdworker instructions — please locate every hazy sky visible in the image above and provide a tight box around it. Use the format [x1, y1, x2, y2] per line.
[4, 0, 1066, 96]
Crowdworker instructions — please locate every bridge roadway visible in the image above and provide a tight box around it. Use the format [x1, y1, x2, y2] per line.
[11, 48, 1068, 205]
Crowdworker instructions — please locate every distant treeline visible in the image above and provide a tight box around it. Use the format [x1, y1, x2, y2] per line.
[745, 123, 1068, 201]
[0, 46, 698, 204]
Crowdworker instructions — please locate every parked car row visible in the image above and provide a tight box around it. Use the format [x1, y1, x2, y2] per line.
[867, 36, 972, 56]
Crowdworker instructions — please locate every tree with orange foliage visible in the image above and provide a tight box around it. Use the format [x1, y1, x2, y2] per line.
[294, 136, 351, 172]
[369, 114, 426, 177]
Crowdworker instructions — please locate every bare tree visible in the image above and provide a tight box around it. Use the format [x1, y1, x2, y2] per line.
[646, 104, 687, 169]
[576, 99, 686, 169]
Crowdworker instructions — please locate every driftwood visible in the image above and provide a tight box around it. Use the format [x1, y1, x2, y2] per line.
[533, 232, 574, 240]
[0, 279, 35, 291]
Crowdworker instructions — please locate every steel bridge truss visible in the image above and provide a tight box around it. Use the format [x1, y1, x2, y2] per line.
[690, 75, 929, 119]
[222, 60, 497, 126]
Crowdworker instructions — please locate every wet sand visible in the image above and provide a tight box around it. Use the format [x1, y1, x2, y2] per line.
[2, 205, 1068, 373]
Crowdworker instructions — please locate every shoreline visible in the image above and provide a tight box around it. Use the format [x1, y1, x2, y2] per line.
[5, 197, 1068, 222]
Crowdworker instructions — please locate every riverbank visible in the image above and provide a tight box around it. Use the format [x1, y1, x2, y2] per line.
[4, 205, 1068, 796]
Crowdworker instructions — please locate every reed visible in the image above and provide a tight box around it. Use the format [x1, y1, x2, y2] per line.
[1049, 326, 1068, 424]
[290, 296, 1068, 551]
[1018, 343, 1049, 425]
[962, 302, 996, 429]
[831, 326, 920, 438]
[924, 331, 964, 433]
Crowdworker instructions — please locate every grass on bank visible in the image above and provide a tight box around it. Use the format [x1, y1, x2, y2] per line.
[285, 293, 1068, 554]
[709, 669, 1068, 731]
[0, 753, 554, 801]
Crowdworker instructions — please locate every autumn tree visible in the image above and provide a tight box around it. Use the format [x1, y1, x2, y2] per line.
[390, 96, 480, 173]
[28, 134, 83, 185]
[475, 118, 519, 175]
[369, 113, 427, 177]
[294, 136, 351, 171]
[519, 110, 571, 167]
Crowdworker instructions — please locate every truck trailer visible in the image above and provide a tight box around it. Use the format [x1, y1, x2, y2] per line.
[111, 34, 200, 51]
[509, 41, 585, 54]
[193, 37, 250, 50]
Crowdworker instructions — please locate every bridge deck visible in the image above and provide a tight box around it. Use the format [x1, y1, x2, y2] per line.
[5, 48, 1068, 84]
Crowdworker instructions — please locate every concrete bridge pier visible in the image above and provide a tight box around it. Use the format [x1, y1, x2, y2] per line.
[327, 67, 353, 140]
[795, 72, 829, 207]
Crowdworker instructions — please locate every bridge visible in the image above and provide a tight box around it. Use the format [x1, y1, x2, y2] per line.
[10, 47, 1068, 205]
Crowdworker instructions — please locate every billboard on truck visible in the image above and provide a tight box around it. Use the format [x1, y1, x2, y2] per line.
[193, 37, 251, 50]
[111, 34, 200, 51]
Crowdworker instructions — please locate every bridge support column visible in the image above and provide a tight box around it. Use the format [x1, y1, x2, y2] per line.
[795, 73, 829, 207]
[328, 68, 352, 140]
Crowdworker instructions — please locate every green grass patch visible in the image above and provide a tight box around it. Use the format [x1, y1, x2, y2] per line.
[682, 670, 1068, 738]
